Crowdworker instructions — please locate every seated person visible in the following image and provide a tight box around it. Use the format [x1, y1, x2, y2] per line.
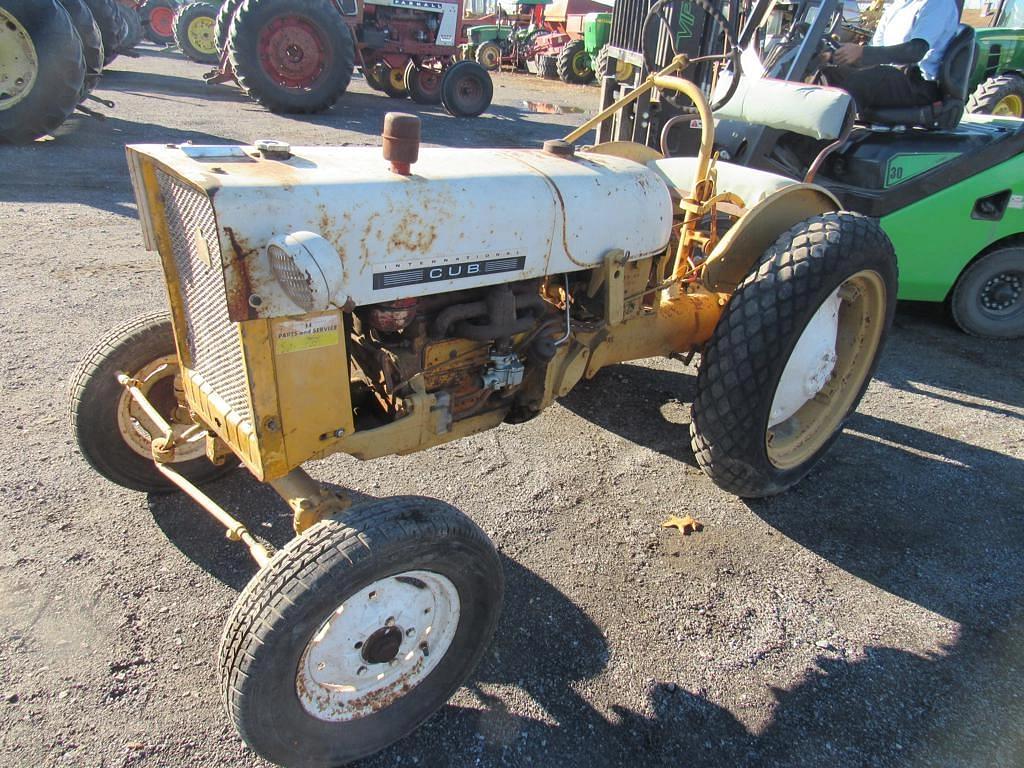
[822, 0, 959, 113]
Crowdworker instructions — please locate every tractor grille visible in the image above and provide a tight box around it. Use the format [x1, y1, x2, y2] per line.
[156, 171, 253, 424]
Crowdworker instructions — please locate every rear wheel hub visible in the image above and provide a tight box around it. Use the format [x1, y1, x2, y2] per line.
[259, 15, 330, 88]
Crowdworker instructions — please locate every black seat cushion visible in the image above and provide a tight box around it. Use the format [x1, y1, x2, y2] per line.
[861, 24, 976, 130]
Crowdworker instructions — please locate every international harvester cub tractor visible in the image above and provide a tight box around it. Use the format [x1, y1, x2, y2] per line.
[72, 29, 897, 767]
[208, 0, 491, 115]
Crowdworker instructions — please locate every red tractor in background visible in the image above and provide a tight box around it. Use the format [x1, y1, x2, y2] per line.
[205, 0, 492, 116]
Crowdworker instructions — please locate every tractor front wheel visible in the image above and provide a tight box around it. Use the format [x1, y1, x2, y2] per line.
[219, 496, 503, 766]
[69, 312, 239, 493]
[950, 245, 1024, 338]
[968, 72, 1024, 117]
[229, 0, 355, 114]
[405, 59, 442, 104]
[556, 39, 593, 84]
[440, 60, 492, 117]
[174, 1, 219, 64]
[691, 212, 897, 497]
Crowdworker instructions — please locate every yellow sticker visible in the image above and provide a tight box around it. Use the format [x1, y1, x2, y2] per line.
[274, 315, 340, 354]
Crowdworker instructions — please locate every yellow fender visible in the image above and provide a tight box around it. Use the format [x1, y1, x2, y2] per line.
[701, 184, 841, 293]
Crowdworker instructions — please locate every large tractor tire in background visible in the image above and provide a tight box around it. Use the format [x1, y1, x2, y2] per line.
[57, 0, 105, 94]
[214, 0, 242, 54]
[228, 0, 355, 114]
[556, 39, 593, 84]
[141, 0, 177, 44]
[0, 0, 86, 143]
[967, 72, 1024, 117]
[534, 53, 557, 79]
[440, 60, 492, 117]
[690, 212, 897, 497]
[474, 40, 500, 71]
[82, 0, 124, 64]
[174, 1, 218, 63]
[594, 43, 633, 83]
[116, 3, 145, 52]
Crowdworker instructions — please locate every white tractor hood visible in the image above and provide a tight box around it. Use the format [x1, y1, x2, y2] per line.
[128, 143, 673, 319]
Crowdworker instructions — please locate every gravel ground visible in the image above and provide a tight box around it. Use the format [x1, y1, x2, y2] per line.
[1, 45, 1023, 768]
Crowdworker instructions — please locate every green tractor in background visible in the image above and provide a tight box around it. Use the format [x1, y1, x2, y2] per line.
[464, 0, 552, 71]
[557, 11, 635, 84]
[968, 0, 1024, 115]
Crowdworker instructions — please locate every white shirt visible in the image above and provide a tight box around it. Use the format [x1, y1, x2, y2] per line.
[871, 0, 959, 80]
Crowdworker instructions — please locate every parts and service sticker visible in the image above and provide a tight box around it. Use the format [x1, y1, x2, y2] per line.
[274, 315, 340, 354]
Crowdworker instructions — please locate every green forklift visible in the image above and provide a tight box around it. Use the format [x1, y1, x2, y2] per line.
[592, 0, 1024, 338]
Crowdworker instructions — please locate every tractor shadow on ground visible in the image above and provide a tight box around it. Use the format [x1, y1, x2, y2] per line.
[558, 360, 701, 468]
[146, 475, 377, 591]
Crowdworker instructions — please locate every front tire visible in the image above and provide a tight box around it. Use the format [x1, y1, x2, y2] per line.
[691, 212, 897, 497]
[228, 0, 355, 114]
[219, 497, 504, 767]
[69, 312, 239, 493]
[968, 72, 1024, 116]
[141, 0, 178, 45]
[440, 60, 492, 117]
[950, 245, 1024, 338]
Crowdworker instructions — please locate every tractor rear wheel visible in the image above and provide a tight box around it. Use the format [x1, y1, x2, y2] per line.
[380, 63, 408, 98]
[950, 245, 1024, 338]
[968, 72, 1024, 117]
[57, 0, 105, 94]
[440, 60, 491, 116]
[174, 2, 219, 64]
[0, 0, 85, 144]
[69, 312, 239, 493]
[229, 0, 355, 114]
[214, 0, 242, 53]
[219, 496, 503, 766]
[405, 59, 441, 104]
[556, 39, 593, 84]
[141, 0, 178, 45]
[595, 44, 633, 82]
[691, 212, 896, 497]
[475, 40, 500, 71]
[116, 3, 144, 52]
[82, 0, 124, 65]
[535, 53, 557, 79]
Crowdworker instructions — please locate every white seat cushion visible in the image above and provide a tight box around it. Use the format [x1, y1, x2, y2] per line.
[647, 157, 795, 208]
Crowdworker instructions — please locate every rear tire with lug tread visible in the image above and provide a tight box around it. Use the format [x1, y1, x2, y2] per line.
[214, 0, 242, 53]
[556, 39, 593, 84]
[81, 0, 122, 64]
[535, 53, 557, 79]
[228, 0, 355, 113]
[595, 43, 632, 82]
[219, 496, 504, 767]
[69, 312, 239, 493]
[0, 0, 85, 144]
[474, 40, 500, 71]
[967, 72, 1024, 116]
[950, 245, 1024, 338]
[57, 0, 105, 94]
[116, 4, 144, 52]
[174, 1, 219, 64]
[691, 211, 897, 497]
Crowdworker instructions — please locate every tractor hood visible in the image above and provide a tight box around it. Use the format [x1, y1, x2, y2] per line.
[126, 143, 673, 320]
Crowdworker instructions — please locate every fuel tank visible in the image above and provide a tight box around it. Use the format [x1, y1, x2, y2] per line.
[128, 143, 673, 319]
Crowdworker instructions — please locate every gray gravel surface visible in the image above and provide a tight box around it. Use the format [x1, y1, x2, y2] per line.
[1, 46, 1023, 768]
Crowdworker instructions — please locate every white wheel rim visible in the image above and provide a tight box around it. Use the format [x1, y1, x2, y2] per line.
[296, 569, 460, 722]
[769, 287, 841, 429]
[0, 10, 39, 112]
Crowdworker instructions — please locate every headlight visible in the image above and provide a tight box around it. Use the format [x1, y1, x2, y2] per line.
[267, 231, 343, 312]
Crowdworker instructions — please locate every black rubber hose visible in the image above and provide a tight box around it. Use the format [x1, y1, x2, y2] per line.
[641, 0, 742, 111]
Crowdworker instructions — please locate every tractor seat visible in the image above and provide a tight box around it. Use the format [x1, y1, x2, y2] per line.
[859, 24, 977, 131]
[648, 157, 795, 208]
